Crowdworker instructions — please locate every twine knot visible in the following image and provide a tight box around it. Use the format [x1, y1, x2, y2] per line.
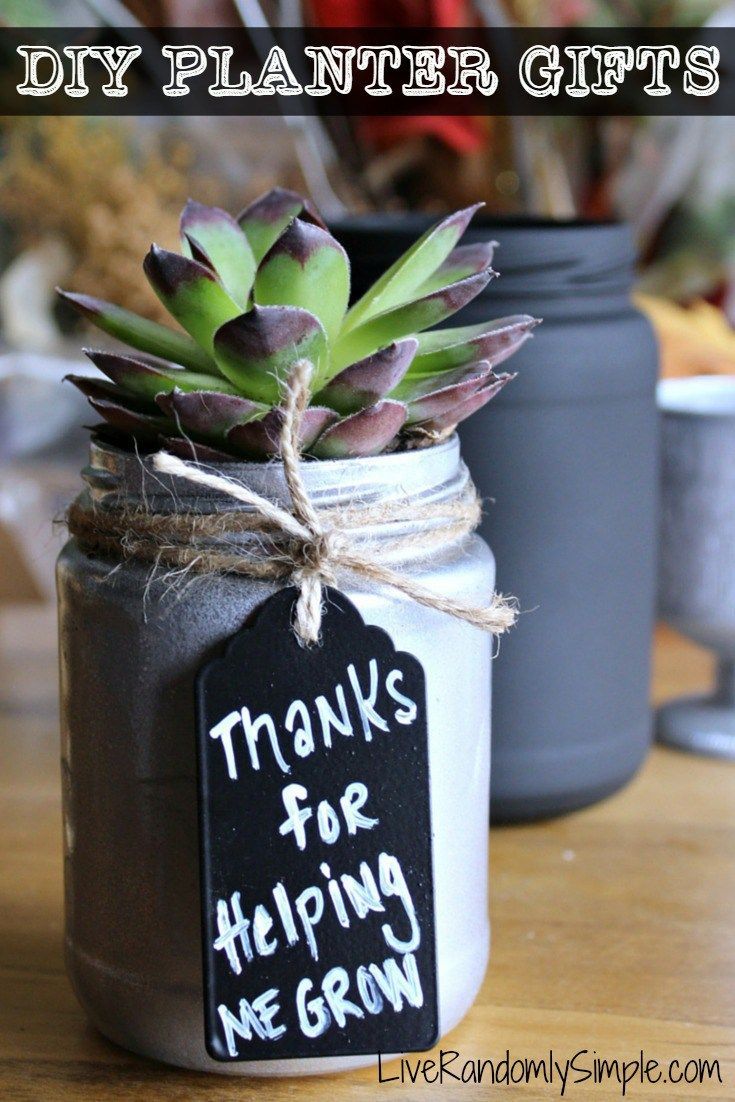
[288, 523, 343, 641]
[290, 529, 341, 581]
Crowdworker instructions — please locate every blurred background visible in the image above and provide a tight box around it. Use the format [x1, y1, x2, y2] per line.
[0, 0, 733, 626]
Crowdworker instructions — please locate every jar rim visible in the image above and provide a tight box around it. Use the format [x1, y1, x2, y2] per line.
[658, 376, 735, 419]
[83, 433, 469, 520]
[333, 212, 621, 232]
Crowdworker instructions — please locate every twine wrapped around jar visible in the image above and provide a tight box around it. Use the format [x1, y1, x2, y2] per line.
[68, 361, 517, 645]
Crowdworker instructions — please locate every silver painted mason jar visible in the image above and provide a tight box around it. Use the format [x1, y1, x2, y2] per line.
[57, 433, 494, 1076]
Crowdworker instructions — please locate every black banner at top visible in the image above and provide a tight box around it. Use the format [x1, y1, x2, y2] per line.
[1, 27, 733, 116]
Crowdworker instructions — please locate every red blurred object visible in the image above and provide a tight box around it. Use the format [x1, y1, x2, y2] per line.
[308, 0, 485, 154]
[310, 0, 471, 26]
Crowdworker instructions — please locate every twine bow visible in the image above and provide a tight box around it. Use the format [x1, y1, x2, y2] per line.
[150, 360, 516, 646]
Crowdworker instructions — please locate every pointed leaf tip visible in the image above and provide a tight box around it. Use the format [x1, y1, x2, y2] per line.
[237, 187, 326, 263]
[180, 200, 256, 307]
[412, 372, 515, 433]
[86, 396, 172, 438]
[342, 202, 486, 332]
[227, 405, 337, 459]
[404, 363, 498, 424]
[213, 304, 327, 405]
[83, 348, 237, 401]
[316, 338, 417, 415]
[413, 314, 540, 374]
[65, 373, 120, 403]
[57, 288, 219, 374]
[309, 400, 407, 459]
[417, 241, 497, 297]
[156, 389, 266, 440]
[333, 267, 495, 371]
[144, 246, 241, 354]
[57, 288, 99, 315]
[255, 217, 350, 347]
[160, 436, 237, 463]
[144, 244, 216, 295]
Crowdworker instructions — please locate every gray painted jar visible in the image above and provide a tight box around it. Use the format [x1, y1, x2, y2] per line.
[57, 434, 494, 1076]
[335, 216, 659, 822]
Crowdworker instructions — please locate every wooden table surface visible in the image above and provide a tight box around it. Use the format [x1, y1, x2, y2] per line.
[1, 606, 733, 1101]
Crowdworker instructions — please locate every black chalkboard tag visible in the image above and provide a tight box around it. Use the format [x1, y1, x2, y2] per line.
[196, 586, 438, 1062]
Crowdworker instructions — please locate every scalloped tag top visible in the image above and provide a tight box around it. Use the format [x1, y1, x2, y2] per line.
[196, 587, 438, 1062]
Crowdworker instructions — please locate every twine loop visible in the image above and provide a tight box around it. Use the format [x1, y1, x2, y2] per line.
[68, 359, 517, 645]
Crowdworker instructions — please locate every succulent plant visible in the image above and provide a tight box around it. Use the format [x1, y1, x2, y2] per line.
[60, 189, 538, 462]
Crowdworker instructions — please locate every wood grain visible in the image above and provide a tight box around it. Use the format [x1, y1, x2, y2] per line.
[1, 608, 733, 1101]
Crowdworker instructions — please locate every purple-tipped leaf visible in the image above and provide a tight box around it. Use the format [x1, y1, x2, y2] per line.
[315, 338, 417, 415]
[343, 203, 484, 331]
[143, 246, 240, 354]
[254, 218, 350, 348]
[309, 400, 407, 459]
[84, 349, 237, 401]
[213, 304, 328, 404]
[413, 315, 540, 373]
[180, 200, 256, 307]
[160, 436, 239, 463]
[411, 374, 514, 433]
[66, 373, 132, 405]
[57, 290, 218, 373]
[155, 390, 266, 440]
[227, 405, 337, 459]
[403, 363, 499, 424]
[416, 241, 497, 297]
[237, 187, 326, 263]
[332, 268, 495, 371]
[86, 396, 173, 437]
[390, 358, 494, 403]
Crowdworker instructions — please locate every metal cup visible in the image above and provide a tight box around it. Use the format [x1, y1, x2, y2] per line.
[657, 375, 735, 759]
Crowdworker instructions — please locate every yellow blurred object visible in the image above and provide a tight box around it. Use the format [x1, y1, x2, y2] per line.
[0, 523, 43, 604]
[635, 293, 735, 378]
[0, 119, 212, 325]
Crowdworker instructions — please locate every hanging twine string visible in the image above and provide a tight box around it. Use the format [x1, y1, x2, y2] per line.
[68, 360, 517, 645]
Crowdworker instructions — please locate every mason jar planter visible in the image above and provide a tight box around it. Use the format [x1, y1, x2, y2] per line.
[336, 216, 659, 822]
[57, 434, 494, 1075]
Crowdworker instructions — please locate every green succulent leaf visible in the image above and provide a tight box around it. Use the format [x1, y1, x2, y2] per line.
[342, 203, 483, 332]
[390, 358, 493, 402]
[83, 349, 238, 402]
[57, 290, 218, 374]
[180, 199, 256, 308]
[416, 242, 496, 298]
[254, 218, 350, 347]
[227, 405, 337, 459]
[332, 268, 495, 372]
[213, 305, 328, 404]
[85, 395, 173, 438]
[309, 400, 407, 459]
[156, 389, 267, 440]
[143, 246, 241, 354]
[237, 187, 326, 263]
[315, 339, 417, 415]
[410, 374, 512, 433]
[403, 363, 498, 424]
[412, 315, 539, 374]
